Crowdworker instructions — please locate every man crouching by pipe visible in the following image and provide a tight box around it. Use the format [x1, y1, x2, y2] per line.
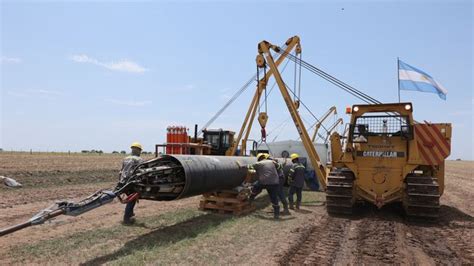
[238, 153, 281, 219]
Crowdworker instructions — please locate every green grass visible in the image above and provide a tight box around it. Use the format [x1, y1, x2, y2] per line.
[11, 209, 203, 261]
[9, 191, 325, 265]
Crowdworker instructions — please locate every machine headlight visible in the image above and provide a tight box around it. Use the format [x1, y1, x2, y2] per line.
[404, 104, 412, 110]
[353, 106, 359, 112]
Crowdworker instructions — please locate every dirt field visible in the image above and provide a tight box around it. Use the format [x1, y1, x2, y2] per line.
[0, 153, 473, 265]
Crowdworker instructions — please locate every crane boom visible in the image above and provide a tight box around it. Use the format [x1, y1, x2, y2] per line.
[310, 106, 337, 142]
[324, 118, 343, 143]
[258, 37, 327, 189]
[226, 36, 301, 156]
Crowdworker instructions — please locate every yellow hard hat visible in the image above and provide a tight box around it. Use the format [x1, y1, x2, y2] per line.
[290, 153, 300, 160]
[130, 142, 143, 150]
[256, 153, 269, 160]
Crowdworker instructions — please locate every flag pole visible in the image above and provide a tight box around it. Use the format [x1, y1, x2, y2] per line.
[397, 57, 401, 103]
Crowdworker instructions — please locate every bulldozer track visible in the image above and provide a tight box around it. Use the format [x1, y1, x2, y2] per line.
[280, 215, 350, 265]
[354, 217, 400, 264]
[404, 175, 440, 218]
[279, 213, 402, 265]
[279, 205, 473, 265]
[326, 169, 354, 215]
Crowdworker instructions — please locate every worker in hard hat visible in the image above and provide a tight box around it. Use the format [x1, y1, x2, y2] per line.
[243, 153, 281, 219]
[268, 155, 291, 216]
[119, 142, 144, 224]
[287, 153, 306, 210]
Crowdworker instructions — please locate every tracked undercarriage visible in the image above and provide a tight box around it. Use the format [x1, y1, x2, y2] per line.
[404, 175, 441, 218]
[326, 169, 354, 215]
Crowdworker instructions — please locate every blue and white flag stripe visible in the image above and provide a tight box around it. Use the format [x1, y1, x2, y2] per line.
[398, 60, 447, 100]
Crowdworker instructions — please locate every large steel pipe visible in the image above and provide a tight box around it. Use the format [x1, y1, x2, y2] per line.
[133, 155, 257, 201]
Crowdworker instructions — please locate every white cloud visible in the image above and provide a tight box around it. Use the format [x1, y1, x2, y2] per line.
[220, 87, 232, 93]
[219, 87, 233, 100]
[70, 54, 147, 73]
[7, 91, 29, 97]
[105, 98, 152, 107]
[28, 89, 63, 96]
[172, 84, 196, 92]
[1, 56, 22, 64]
[221, 94, 231, 100]
[6, 89, 63, 99]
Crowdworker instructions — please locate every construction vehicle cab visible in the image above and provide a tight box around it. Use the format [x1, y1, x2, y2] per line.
[328, 102, 451, 217]
[203, 129, 235, 155]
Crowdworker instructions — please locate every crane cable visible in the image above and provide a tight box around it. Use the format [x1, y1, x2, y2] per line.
[257, 56, 331, 134]
[199, 74, 256, 134]
[280, 50, 416, 124]
[256, 62, 268, 114]
[200, 49, 286, 134]
[270, 119, 292, 143]
[285, 50, 379, 104]
[264, 64, 268, 114]
[276, 49, 382, 105]
[256, 56, 329, 142]
[293, 50, 297, 102]
[258, 58, 290, 109]
[201, 45, 383, 136]
[279, 50, 414, 123]
[283, 81, 334, 137]
[298, 51, 302, 100]
[292, 50, 303, 102]
[288, 84, 333, 141]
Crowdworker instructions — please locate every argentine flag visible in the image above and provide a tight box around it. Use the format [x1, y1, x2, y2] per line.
[398, 60, 447, 100]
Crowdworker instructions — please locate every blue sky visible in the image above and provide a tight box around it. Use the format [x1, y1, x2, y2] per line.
[1, 1, 472, 159]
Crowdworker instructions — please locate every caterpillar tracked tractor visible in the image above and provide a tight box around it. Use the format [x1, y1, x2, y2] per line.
[328, 103, 451, 218]
[226, 35, 452, 219]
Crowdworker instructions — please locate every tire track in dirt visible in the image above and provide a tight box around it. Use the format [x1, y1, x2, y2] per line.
[278, 203, 474, 265]
[353, 215, 400, 264]
[405, 207, 474, 264]
[279, 214, 351, 265]
[277, 161, 474, 265]
[279, 204, 404, 265]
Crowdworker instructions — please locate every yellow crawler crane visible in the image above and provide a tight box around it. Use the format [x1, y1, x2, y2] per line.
[226, 35, 328, 190]
[329, 103, 451, 217]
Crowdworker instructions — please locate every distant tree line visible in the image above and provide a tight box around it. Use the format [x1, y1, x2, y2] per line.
[111, 150, 153, 155]
[0, 148, 152, 155]
[81, 150, 104, 154]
